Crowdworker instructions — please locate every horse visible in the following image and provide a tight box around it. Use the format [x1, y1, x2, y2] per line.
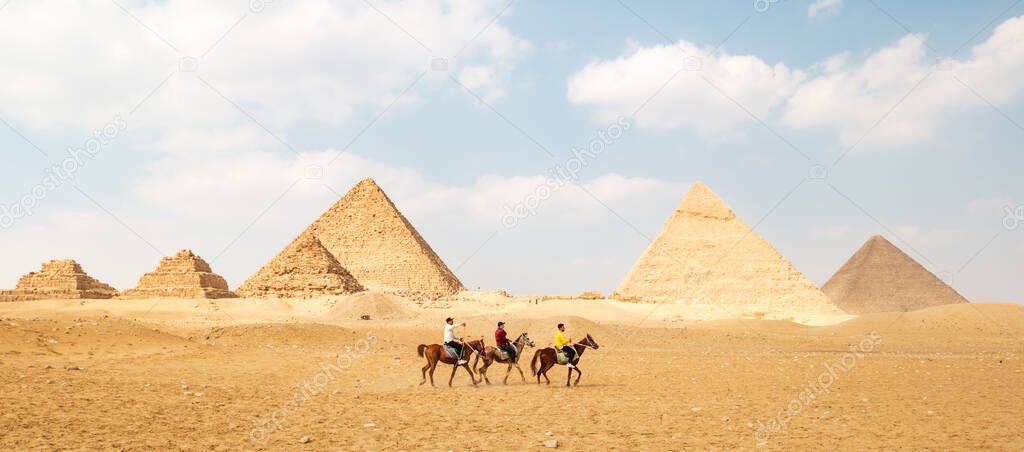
[530, 334, 599, 387]
[417, 338, 486, 387]
[473, 332, 535, 385]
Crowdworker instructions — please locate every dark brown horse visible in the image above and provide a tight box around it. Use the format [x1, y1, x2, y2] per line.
[530, 334, 599, 386]
[417, 338, 485, 387]
[473, 332, 535, 385]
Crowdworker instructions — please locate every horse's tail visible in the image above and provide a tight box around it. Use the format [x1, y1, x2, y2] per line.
[530, 349, 541, 375]
[417, 344, 427, 358]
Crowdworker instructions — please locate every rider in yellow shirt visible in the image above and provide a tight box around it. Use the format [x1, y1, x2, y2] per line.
[555, 323, 576, 368]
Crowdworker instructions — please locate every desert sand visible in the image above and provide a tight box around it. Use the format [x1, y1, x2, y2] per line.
[1, 293, 1021, 450]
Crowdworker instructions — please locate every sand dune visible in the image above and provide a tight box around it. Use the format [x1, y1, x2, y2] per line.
[1, 297, 1020, 450]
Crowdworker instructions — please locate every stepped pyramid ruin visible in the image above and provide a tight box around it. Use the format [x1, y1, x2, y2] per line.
[120, 250, 237, 299]
[612, 182, 841, 314]
[238, 233, 364, 298]
[822, 235, 969, 313]
[0, 260, 117, 301]
[294, 178, 464, 299]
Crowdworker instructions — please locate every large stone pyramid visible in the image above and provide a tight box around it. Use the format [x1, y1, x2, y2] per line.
[0, 259, 117, 301]
[237, 233, 365, 299]
[120, 250, 237, 299]
[612, 182, 841, 314]
[298, 178, 464, 299]
[822, 235, 969, 313]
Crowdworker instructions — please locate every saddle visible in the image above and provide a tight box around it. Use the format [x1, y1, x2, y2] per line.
[555, 348, 578, 365]
[497, 346, 516, 361]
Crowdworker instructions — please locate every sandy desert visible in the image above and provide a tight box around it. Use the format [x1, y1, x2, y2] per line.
[1, 295, 1022, 450]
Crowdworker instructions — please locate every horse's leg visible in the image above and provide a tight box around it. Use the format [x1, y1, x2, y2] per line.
[428, 358, 437, 387]
[515, 363, 526, 383]
[566, 366, 572, 387]
[574, 365, 582, 386]
[503, 362, 512, 385]
[463, 363, 478, 386]
[448, 363, 458, 387]
[541, 361, 552, 385]
[420, 359, 430, 386]
[478, 355, 491, 385]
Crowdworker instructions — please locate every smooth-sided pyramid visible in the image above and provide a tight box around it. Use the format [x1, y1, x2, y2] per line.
[121, 250, 237, 299]
[822, 235, 969, 313]
[612, 182, 841, 314]
[299, 178, 464, 299]
[0, 259, 117, 301]
[237, 233, 365, 298]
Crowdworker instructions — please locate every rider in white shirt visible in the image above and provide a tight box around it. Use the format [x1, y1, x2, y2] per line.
[443, 317, 468, 364]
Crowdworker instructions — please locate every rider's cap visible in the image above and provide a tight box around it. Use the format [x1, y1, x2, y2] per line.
[445, 317, 454, 322]
[497, 321, 505, 327]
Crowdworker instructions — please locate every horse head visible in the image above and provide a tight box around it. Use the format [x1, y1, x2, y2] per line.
[520, 332, 535, 348]
[467, 338, 486, 355]
[584, 334, 599, 350]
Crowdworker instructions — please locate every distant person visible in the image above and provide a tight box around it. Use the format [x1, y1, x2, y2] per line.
[495, 321, 516, 361]
[443, 317, 468, 365]
[555, 323, 575, 368]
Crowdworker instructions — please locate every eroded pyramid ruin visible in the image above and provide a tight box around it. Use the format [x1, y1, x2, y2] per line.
[298, 178, 464, 299]
[120, 250, 237, 299]
[612, 182, 841, 314]
[237, 233, 364, 298]
[822, 235, 969, 313]
[0, 259, 117, 301]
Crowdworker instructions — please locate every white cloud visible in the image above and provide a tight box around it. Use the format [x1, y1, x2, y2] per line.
[567, 40, 804, 135]
[458, 65, 506, 101]
[783, 15, 1024, 148]
[568, 15, 1024, 149]
[0, 0, 528, 133]
[967, 197, 1018, 219]
[808, 0, 842, 20]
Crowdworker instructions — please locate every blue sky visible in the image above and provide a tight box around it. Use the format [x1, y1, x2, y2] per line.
[1, 0, 1021, 302]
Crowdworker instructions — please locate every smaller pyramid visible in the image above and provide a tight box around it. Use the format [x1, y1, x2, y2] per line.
[822, 236, 969, 314]
[237, 233, 365, 299]
[120, 250, 237, 299]
[0, 259, 117, 301]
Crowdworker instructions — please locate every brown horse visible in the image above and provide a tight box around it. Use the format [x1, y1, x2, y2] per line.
[417, 338, 485, 387]
[530, 334, 599, 386]
[473, 332, 535, 385]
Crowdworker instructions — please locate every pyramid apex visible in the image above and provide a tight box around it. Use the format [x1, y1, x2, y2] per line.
[864, 235, 898, 251]
[356, 178, 381, 188]
[678, 181, 733, 219]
